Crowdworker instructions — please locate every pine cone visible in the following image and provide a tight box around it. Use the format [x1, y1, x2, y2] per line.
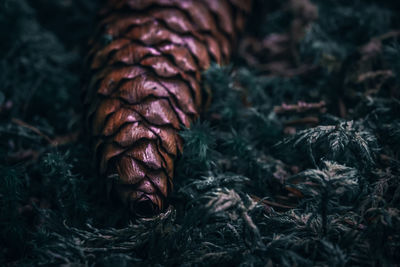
[83, 0, 252, 217]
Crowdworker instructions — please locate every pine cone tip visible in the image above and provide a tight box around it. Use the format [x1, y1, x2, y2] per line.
[131, 195, 161, 217]
[113, 182, 165, 217]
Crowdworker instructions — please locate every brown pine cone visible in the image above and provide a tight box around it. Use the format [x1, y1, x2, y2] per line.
[83, 0, 252, 217]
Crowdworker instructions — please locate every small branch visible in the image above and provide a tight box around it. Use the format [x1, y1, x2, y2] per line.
[51, 130, 81, 146]
[12, 118, 53, 144]
[11, 118, 80, 146]
[357, 70, 394, 83]
[251, 195, 296, 210]
[284, 116, 320, 126]
[274, 101, 326, 115]
[374, 30, 400, 42]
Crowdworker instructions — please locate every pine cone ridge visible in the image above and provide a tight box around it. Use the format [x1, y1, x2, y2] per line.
[84, 0, 252, 217]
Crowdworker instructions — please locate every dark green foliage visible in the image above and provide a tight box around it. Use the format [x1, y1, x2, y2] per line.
[301, 0, 391, 63]
[179, 121, 218, 173]
[287, 161, 365, 235]
[38, 151, 89, 222]
[384, 42, 400, 85]
[0, 165, 28, 260]
[1, 0, 400, 266]
[276, 121, 379, 170]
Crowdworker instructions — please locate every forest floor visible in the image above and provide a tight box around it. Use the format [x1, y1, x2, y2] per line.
[1, 0, 399, 265]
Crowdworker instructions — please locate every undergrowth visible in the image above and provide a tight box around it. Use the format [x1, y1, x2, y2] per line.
[0, 0, 399, 265]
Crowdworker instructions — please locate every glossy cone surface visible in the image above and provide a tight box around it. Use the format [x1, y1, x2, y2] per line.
[83, 0, 252, 216]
